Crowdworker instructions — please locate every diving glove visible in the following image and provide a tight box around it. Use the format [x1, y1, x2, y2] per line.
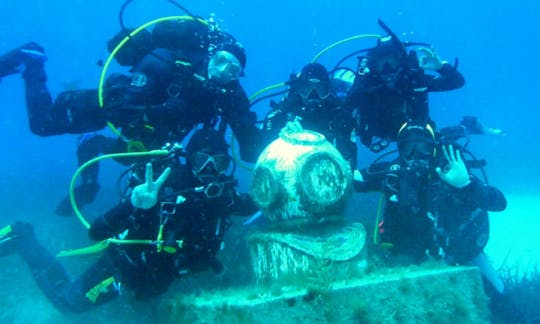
[131, 163, 171, 209]
[435, 145, 471, 188]
[417, 47, 445, 71]
[279, 116, 303, 137]
[0, 42, 46, 79]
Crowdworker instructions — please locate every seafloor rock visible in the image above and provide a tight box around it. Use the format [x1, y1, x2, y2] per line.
[158, 265, 489, 323]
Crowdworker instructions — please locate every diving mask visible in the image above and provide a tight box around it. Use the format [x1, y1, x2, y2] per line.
[191, 152, 230, 174]
[398, 139, 436, 164]
[296, 78, 331, 100]
[207, 50, 243, 84]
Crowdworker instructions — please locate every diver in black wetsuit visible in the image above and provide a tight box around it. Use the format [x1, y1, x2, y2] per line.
[347, 20, 465, 153]
[0, 16, 259, 215]
[353, 121, 523, 321]
[239, 62, 357, 167]
[354, 122, 504, 262]
[0, 128, 258, 313]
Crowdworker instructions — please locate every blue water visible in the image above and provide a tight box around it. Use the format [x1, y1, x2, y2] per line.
[0, 0, 539, 321]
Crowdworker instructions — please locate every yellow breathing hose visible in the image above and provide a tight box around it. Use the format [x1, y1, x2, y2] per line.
[310, 33, 381, 63]
[57, 237, 184, 257]
[248, 82, 287, 103]
[69, 149, 169, 229]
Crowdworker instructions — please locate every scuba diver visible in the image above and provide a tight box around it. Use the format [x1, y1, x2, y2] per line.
[0, 7, 259, 216]
[347, 19, 465, 153]
[0, 128, 258, 313]
[354, 121, 505, 262]
[240, 62, 357, 168]
[353, 121, 522, 321]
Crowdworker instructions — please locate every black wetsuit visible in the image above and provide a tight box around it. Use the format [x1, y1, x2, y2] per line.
[348, 60, 465, 149]
[354, 158, 506, 264]
[7, 162, 257, 313]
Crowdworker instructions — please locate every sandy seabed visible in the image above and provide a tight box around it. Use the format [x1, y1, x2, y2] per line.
[485, 193, 540, 277]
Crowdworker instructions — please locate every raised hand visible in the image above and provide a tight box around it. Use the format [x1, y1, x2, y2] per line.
[417, 47, 445, 71]
[279, 116, 304, 137]
[130, 163, 171, 209]
[436, 145, 471, 188]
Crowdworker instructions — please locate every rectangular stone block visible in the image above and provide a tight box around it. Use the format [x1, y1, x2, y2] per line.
[159, 265, 489, 323]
